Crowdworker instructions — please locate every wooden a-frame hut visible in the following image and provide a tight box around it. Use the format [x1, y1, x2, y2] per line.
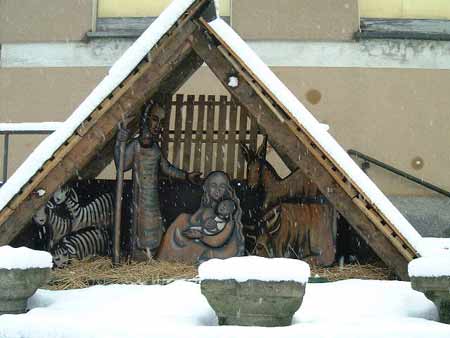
[0, 0, 424, 279]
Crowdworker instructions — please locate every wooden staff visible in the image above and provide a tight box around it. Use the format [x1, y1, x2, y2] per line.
[113, 122, 126, 266]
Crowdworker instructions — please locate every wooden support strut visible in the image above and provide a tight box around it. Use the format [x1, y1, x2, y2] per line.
[0, 1, 209, 245]
[191, 19, 415, 279]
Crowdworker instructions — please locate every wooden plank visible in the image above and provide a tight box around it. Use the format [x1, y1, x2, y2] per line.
[183, 95, 195, 171]
[0, 207, 13, 230]
[194, 95, 206, 173]
[216, 95, 227, 171]
[236, 104, 248, 179]
[191, 26, 412, 279]
[248, 111, 259, 153]
[161, 95, 172, 159]
[227, 99, 238, 177]
[204, 95, 215, 174]
[173, 94, 184, 168]
[79, 137, 116, 179]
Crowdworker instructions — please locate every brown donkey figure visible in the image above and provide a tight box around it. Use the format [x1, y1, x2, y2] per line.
[240, 138, 336, 265]
[240, 136, 319, 211]
[254, 203, 336, 265]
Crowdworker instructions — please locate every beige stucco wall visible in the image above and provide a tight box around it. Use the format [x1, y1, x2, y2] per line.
[1, 65, 449, 197]
[0, 67, 107, 177]
[0, 0, 94, 43]
[231, 0, 359, 41]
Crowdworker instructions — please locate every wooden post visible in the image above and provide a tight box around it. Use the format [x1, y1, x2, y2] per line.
[113, 127, 126, 265]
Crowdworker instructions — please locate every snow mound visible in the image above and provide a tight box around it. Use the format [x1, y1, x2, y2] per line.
[408, 255, 450, 278]
[198, 256, 310, 283]
[0, 246, 52, 270]
[0, 280, 446, 338]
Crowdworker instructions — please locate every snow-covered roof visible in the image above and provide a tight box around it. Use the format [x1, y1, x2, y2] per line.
[206, 18, 424, 256]
[0, 0, 197, 212]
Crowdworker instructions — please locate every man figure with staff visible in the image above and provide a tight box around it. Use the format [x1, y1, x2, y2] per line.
[114, 100, 201, 261]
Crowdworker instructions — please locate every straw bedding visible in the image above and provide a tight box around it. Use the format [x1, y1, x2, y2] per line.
[45, 258, 395, 290]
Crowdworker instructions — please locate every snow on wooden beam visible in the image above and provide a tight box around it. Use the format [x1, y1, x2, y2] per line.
[191, 18, 416, 279]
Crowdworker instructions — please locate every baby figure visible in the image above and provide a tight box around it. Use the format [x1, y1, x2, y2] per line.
[183, 199, 236, 238]
[203, 199, 236, 235]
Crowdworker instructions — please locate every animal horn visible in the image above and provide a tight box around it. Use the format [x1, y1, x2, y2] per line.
[239, 142, 252, 162]
[257, 135, 268, 159]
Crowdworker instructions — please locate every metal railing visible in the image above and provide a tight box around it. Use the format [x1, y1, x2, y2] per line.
[0, 123, 62, 183]
[348, 149, 450, 198]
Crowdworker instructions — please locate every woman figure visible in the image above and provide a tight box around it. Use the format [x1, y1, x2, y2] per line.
[157, 171, 245, 264]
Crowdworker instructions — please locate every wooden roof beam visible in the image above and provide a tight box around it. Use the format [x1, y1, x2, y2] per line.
[191, 22, 411, 279]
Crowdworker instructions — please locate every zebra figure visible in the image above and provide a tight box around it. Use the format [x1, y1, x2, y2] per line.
[51, 227, 111, 267]
[53, 185, 114, 232]
[33, 200, 73, 249]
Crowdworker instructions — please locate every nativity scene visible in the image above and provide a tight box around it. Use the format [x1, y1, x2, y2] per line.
[0, 0, 422, 281]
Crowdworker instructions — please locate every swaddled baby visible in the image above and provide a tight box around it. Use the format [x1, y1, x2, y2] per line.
[183, 199, 236, 237]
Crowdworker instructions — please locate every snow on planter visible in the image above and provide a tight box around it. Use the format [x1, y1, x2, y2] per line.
[0, 246, 52, 270]
[409, 255, 450, 324]
[200, 257, 310, 326]
[408, 255, 450, 278]
[0, 0, 196, 212]
[198, 256, 310, 283]
[0, 246, 52, 314]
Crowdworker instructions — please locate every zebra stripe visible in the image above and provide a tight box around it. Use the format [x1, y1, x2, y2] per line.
[33, 201, 73, 247]
[48, 209, 73, 243]
[52, 228, 110, 267]
[62, 187, 114, 231]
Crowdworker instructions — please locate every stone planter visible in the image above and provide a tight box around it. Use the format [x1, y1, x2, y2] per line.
[410, 276, 450, 324]
[0, 267, 50, 315]
[201, 278, 306, 326]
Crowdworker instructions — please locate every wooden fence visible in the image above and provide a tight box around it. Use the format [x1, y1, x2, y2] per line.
[161, 94, 264, 180]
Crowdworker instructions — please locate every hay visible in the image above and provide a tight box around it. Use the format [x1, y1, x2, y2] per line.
[46, 258, 395, 291]
[46, 257, 198, 290]
[310, 262, 395, 282]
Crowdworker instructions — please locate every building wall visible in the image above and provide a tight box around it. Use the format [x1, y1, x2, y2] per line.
[0, 67, 107, 178]
[231, 0, 359, 41]
[0, 0, 94, 43]
[98, 0, 231, 17]
[359, 0, 450, 19]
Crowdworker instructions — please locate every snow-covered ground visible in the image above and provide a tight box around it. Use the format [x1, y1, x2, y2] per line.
[0, 279, 448, 338]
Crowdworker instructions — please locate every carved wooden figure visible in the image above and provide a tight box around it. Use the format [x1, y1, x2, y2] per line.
[242, 138, 336, 265]
[114, 102, 200, 261]
[157, 171, 245, 265]
[255, 204, 336, 266]
[240, 137, 319, 211]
